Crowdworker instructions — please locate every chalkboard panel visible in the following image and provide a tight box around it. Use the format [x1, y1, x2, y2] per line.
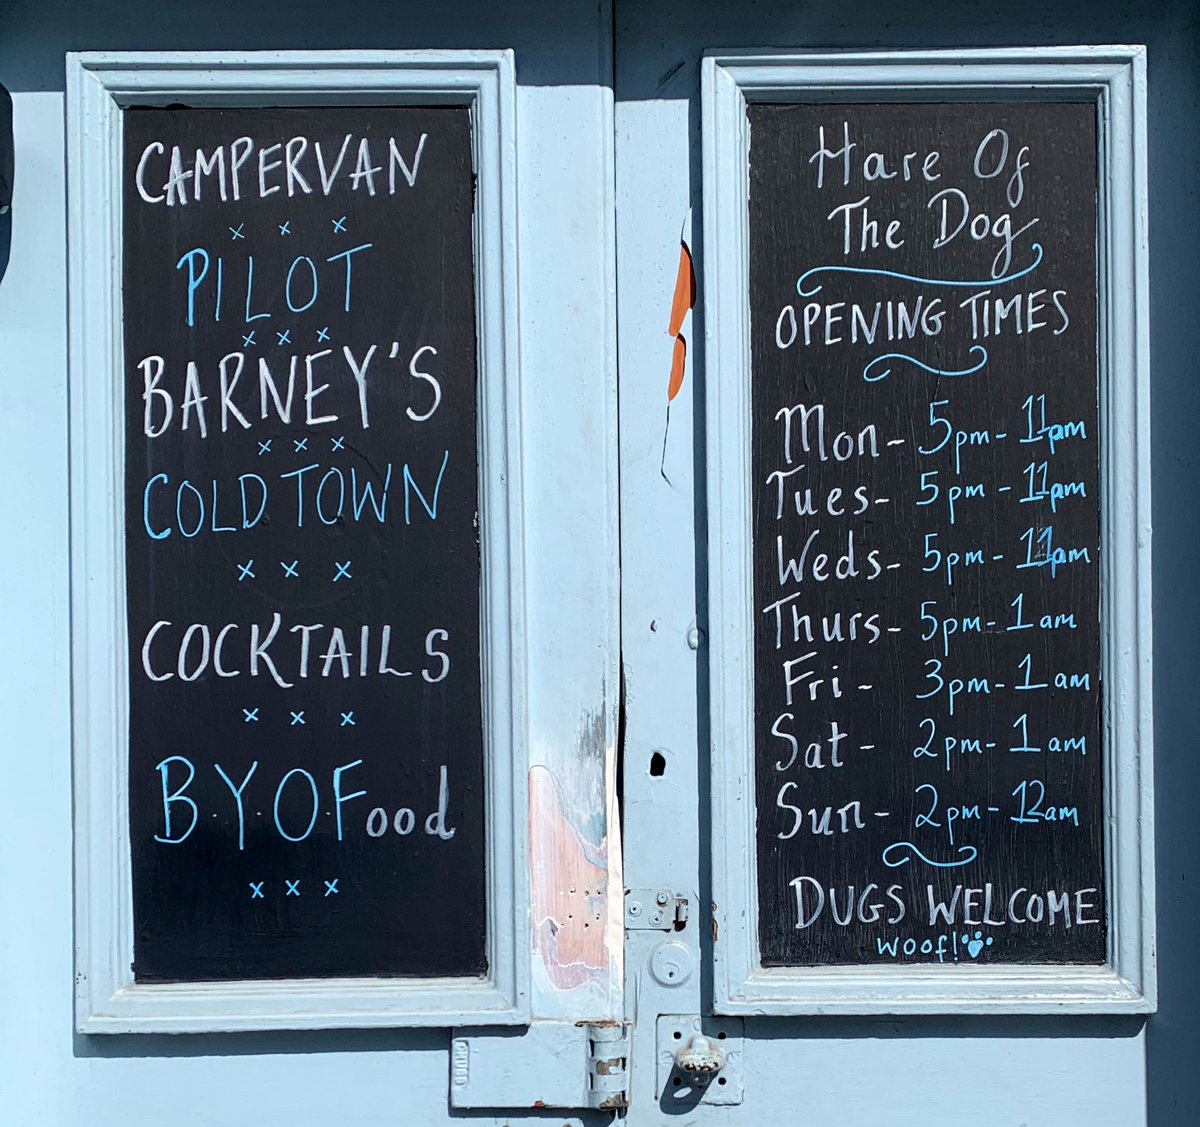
[748, 103, 1104, 966]
[123, 106, 486, 981]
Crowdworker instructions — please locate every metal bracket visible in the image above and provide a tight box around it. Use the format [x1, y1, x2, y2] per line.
[449, 1021, 629, 1111]
[625, 887, 689, 930]
[656, 1015, 745, 1107]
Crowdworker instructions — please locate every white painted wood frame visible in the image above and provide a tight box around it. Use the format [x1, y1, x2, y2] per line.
[702, 46, 1154, 1014]
[67, 50, 529, 1032]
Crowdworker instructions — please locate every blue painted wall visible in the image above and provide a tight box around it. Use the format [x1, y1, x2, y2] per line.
[1, 0, 1196, 1121]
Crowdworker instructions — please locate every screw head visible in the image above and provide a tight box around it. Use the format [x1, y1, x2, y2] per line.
[628, 901, 642, 917]
[656, 891, 670, 906]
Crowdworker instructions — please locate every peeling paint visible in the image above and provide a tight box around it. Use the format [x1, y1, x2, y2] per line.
[660, 210, 696, 484]
[666, 217, 695, 400]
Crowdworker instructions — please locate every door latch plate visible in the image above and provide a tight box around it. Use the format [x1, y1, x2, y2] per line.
[625, 887, 688, 930]
[656, 1015, 744, 1106]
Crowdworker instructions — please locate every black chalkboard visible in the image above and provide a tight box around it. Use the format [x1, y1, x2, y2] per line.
[123, 106, 486, 981]
[748, 103, 1104, 966]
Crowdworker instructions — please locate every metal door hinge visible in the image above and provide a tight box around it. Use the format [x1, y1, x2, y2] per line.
[586, 1022, 630, 1110]
[625, 887, 689, 930]
[448, 1020, 630, 1111]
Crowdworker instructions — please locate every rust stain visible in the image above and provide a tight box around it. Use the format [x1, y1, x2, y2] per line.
[529, 763, 611, 990]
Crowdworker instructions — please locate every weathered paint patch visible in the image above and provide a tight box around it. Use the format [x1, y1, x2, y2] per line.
[529, 761, 612, 991]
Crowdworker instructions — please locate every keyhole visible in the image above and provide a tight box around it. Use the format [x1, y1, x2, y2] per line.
[650, 752, 666, 777]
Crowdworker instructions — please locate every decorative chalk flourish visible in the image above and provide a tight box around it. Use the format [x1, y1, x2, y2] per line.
[796, 242, 1044, 297]
[882, 841, 979, 869]
[862, 344, 989, 384]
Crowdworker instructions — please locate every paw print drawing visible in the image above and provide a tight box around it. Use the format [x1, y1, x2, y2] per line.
[964, 931, 994, 959]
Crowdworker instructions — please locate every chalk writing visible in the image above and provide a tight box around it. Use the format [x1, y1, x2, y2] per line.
[124, 105, 487, 982]
[749, 103, 1104, 966]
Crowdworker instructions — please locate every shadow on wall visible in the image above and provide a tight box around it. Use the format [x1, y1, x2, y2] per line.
[0, 81, 12, 286]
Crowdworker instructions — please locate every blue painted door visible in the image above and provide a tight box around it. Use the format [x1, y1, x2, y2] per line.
[0, 2, 623, 1122]
[612, 4, 1195, 1124]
